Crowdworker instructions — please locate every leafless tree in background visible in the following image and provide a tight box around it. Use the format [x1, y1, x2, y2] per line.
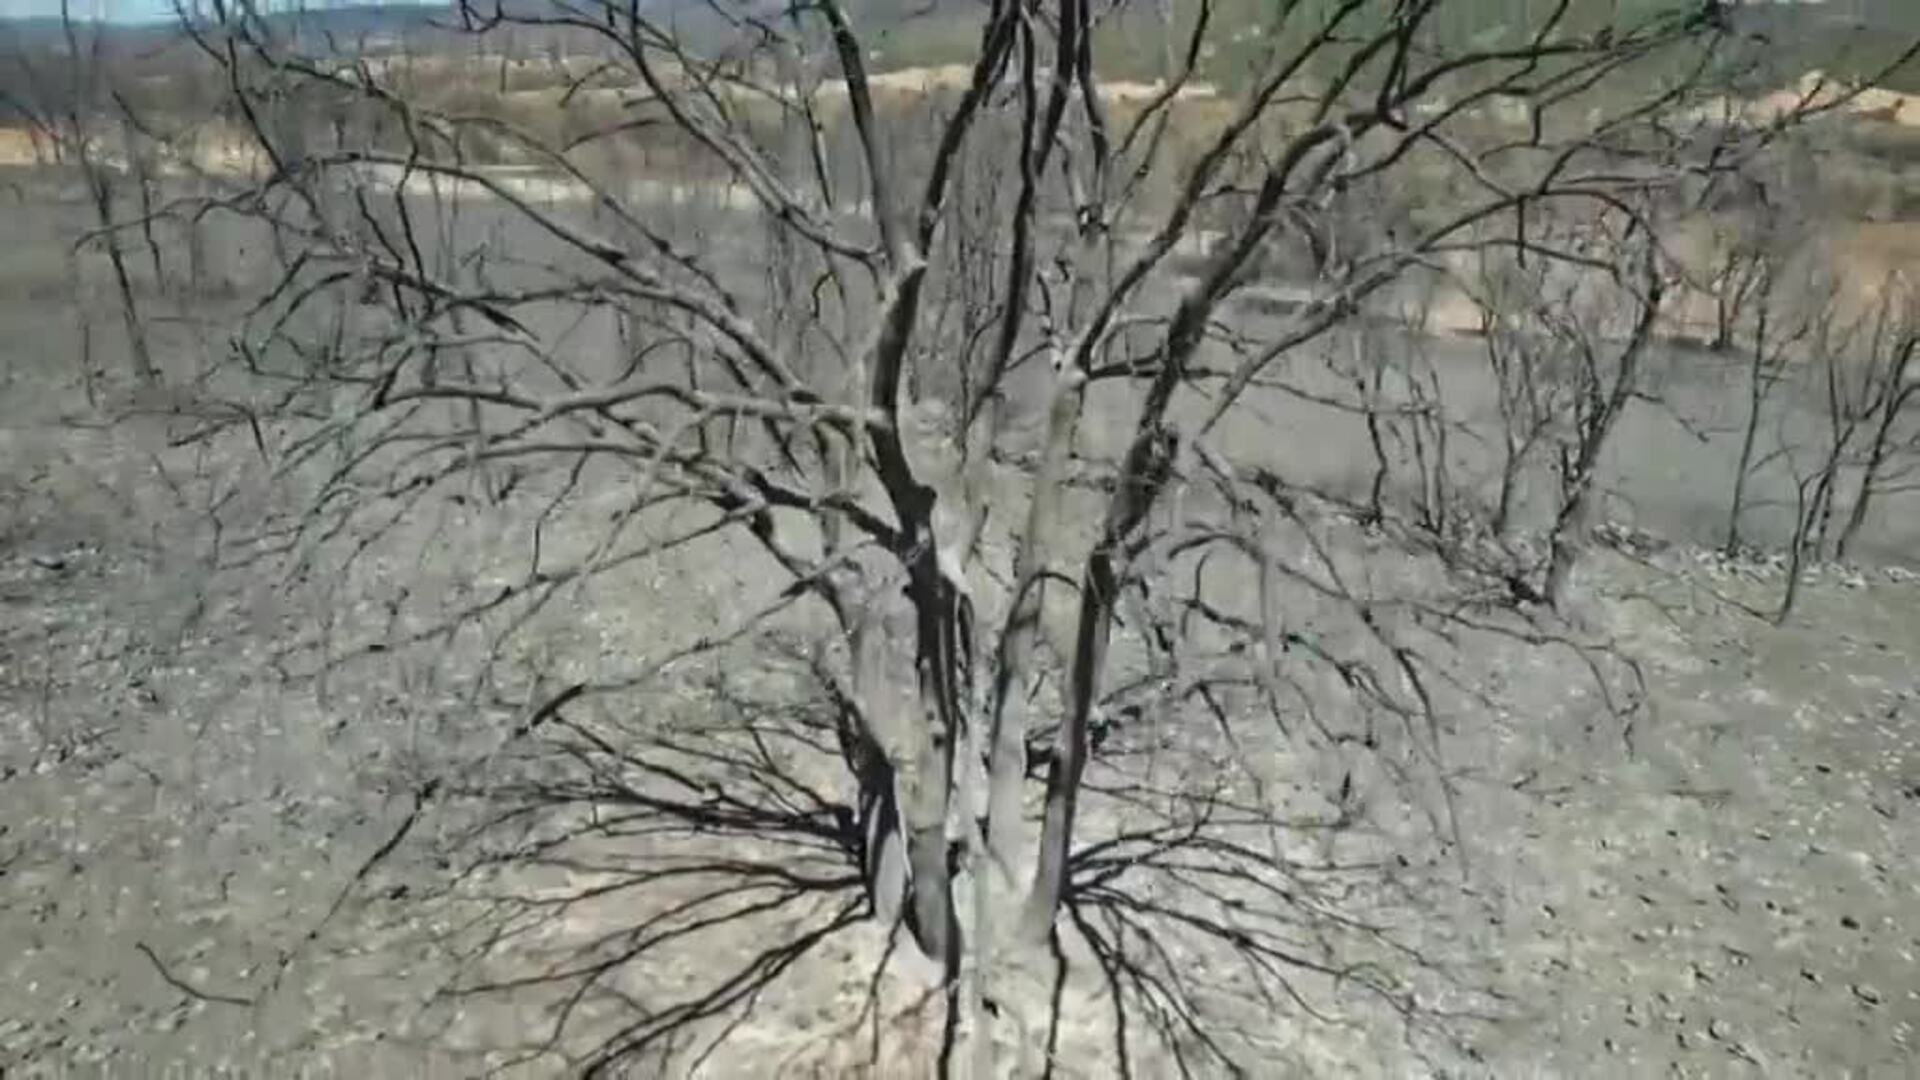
[1719, 240, 1820, 557]
[0, 2, 160, 388]
[1832, 292, 1920, 561]
[118, 0, 1920, 1072]
[1778, 279, 1920, 620]
[1453, 215, 1666, 607]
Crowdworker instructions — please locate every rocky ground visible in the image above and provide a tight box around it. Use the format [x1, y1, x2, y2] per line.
[5, 375, 1916, 1079]
[2, 196, 1917, 1074]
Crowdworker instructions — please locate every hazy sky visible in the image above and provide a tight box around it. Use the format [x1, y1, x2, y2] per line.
[0, 0, 176, 20]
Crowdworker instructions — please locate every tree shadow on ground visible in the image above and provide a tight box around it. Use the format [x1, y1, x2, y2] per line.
[1058, 775, 1505, 1077]
[415, 648, 1501, 1076]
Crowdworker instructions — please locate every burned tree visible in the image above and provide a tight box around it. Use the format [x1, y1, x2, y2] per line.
[158, 0, 1917, 1072]
[1, 1, 159, 386]
[1779, 279, 1920, 620]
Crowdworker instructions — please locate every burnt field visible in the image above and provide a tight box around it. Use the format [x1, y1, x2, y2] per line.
[4, 2, 1920, 1074]
[0, 174, 1915, 1074]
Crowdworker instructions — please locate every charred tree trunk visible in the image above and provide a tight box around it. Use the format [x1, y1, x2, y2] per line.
[1835, 336, 1918, 562]
[1724, 303, 1778, 555]
[1545, 269, 1662, 607]
[84, 163, 157, 383]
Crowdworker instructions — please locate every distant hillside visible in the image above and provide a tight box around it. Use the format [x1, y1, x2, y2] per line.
[0, 6, 442, 54]
[2, 0, 1915, 88]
